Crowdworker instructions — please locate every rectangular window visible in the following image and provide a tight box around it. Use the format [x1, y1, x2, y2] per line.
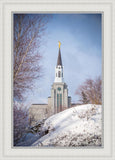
[57, 94, 59, 112]
[60, 94, 62, 111]
[57, 93, 62, 112]
[57, 94, 59, 107]
[60, 94, 62, 106]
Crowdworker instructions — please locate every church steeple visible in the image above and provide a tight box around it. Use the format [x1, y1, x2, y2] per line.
[54, 41, 64, 83]
[49, 41, 71, 114]
[57, 48, 62, 66]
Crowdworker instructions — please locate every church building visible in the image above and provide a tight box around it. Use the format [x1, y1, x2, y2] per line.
[48, 41, 71, 114]
[29, 42, 71, 125]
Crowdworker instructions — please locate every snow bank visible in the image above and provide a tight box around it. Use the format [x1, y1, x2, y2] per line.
[32, 104, 102, 147]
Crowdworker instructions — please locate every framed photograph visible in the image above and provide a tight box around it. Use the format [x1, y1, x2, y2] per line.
[0, 0, 115, 159]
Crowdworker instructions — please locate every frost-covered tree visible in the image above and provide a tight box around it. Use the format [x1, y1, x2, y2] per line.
[75, 76, 102, 104]
[13, 14, 50, 100]
[13, 101, 28, 145]
[81, 91, 89, 104]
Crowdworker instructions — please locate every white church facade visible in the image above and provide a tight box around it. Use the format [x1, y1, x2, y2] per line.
[29, 42, 71, 125]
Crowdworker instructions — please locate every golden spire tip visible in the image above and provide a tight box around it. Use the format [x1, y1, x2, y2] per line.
[58, 41, 61, 49]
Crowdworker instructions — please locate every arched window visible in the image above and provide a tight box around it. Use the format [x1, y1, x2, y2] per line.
[58, 71, 61, 77]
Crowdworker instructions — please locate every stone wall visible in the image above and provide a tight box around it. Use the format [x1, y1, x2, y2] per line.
[29, 104, 48, 126]
[29, 103, 54, 126]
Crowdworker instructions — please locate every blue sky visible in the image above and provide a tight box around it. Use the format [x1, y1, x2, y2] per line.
[27, 14, 102, 104]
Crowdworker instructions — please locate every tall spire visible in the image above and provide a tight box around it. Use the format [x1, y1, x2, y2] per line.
[57, 41, 62, 66]
[55, 41, 64, 83]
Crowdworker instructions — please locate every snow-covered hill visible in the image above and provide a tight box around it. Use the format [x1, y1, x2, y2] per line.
[32, 104, 102, 147]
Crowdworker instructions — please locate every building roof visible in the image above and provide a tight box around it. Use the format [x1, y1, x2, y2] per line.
[57, 48, 62, 66]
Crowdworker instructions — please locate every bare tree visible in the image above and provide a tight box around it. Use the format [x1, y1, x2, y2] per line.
[81, 91, 89, 104]
[13, 14, 50, 100]
[75, 76, 102, 104]
[13, 101, 28, 146]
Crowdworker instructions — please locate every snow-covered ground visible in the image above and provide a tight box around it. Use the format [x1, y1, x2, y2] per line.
[32, 104, 102, 147]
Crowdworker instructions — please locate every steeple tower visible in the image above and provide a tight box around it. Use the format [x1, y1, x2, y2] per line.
[55, 41, 64, 83]
[48, 41, 71, 114]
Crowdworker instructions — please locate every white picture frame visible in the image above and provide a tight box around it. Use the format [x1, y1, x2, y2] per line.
[0, 0, 115, 159]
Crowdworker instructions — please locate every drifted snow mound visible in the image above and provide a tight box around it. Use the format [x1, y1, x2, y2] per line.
[32, 104, 102, 147]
